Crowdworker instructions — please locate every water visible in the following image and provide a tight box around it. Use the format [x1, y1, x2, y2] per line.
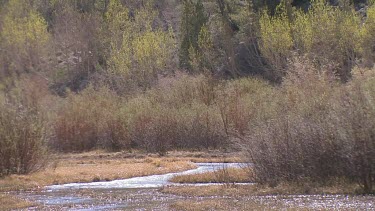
[16, 162, 375, 210]
[19, 163, 249, 210]
[46, 163, 247, 190]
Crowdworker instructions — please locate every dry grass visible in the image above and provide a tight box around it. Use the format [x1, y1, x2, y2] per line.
[162, 181, 361, 198]
[164, 150, 243, 163]
[0, 151, 199, 192]
[0, 150, 241, 192]
[170, 168, 252, 183]
[0, 194, 36, 211]
[169, 199, 284, 211]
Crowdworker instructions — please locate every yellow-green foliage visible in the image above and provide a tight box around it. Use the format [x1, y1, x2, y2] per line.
[104, 0, 129, 43]
[259, 2, 293, 72]
[191, 25, 214, 72]
[259, 0, 360, 79]
[105, 0, 175, 88]
[360, 3, 375, 65]
[294, 0, 359, 62]
[0, 0, 49, 73]
[0, 0, 49, 48]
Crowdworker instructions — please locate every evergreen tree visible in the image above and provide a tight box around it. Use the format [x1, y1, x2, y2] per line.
[179, 0, 208, 71]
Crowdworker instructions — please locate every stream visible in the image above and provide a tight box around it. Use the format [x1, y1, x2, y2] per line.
[15, 163, 375, 210]
[18, 163, 248, 210]
[46, 163, 247, 190]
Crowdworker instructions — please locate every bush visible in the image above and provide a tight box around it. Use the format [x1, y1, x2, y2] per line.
[124, 75, 228, 154]
[53, 86, 131, 152]
[0, 80, 48, 176]
[242, 63, 375, 193]
[52, 75, 228, 153]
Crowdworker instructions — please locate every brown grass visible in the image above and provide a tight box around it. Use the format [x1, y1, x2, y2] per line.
[0, 151, 198, 192]
[169, 199, 284, 211]
[0, 150, 242, 192]
[162, 181, 361, 198]
[170, 168, 252, 183]
[0, 194, 36, 211]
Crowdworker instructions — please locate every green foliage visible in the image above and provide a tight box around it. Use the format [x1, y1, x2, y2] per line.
[0, 0, 50, 77]
[258, 0, 361, 81]
[105, 0, 175, 90]
[179, 0, 209, 71]
[294, 0, 359, 79]
[258, 1, 293, 78]
[360, 3, 375, 66]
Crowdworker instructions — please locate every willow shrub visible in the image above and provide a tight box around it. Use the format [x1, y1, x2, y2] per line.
[242, 62, 375, 193]
[53, 74, 229, 153]
[0, 82, 48, 176]
[124, 75, 227, 154]
[53, 86, 131, 152]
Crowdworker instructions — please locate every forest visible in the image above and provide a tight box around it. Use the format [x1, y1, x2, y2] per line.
[0, 0, 375, 198]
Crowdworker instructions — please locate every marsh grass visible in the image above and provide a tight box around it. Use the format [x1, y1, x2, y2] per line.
[0, 152, 195, 192]
[169, 168, 252, 184]
[0, 194, 35, 210]
[169, 199, 281, 211]
[162, 180, 361, 198]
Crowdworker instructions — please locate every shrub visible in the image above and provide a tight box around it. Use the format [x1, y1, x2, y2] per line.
[124, 78, 228, 154]
[0, 80, 48, 176]
[241, 63, 375, 193]
[53, 86, 130, 152]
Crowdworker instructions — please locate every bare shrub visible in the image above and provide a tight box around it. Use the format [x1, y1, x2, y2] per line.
[242, 62, 375, 193]
[125, 95, 227, 154]
[0, 78, 49, 176]
[53, 86, 130, 152]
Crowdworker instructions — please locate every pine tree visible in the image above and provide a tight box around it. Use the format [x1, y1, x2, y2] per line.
[179, 0, 208, 71]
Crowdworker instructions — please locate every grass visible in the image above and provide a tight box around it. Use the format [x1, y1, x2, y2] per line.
[169, 199, 285, 211]
[162, 180, 362, 198]
[0, 194, 36, 211]
[0, 150, 240, 192]
[170, 167, 253, 183]
[0, 150, 243, 210]
[0, 151, 197, 192]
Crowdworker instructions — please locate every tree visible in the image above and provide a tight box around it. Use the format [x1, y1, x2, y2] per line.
[0, 0, 50, 85]
[179, 0, 209, 71]
[105, 0, 176, 92]
[50, 1, 103, 94]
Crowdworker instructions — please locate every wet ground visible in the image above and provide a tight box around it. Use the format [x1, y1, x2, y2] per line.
[18, 188, 375, 210]
[14, 163, 375, 210]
